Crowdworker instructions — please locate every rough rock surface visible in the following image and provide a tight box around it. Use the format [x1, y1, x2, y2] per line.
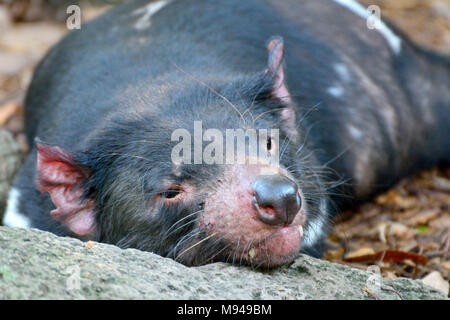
[0, 226, 446, 300]
[0, 130, 22, 220]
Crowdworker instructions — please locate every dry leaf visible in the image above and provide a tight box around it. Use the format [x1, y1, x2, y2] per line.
[377, 223, 387, 243]
[398, 240, 418, 252]
[429, 215, 450, 229]
[432, 176, 450, 191]
[405, 209, 440, 226]
[344, 247, 375, 259]
[0, 101, 20, 126]
[442, 261, 450, 270]
[324, 248, 345, 261]
[343, 250, 429, 264]
[389, 222, 411, 237]
[421, 242, 441, 252]
[375, 190, 417, 208]
[385, 272, 398, 279]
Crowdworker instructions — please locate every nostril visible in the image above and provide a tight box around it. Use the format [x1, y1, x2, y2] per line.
[259, 205, 275, 212]
[257, 204, 277, 217]
[252, 198, 279, 226]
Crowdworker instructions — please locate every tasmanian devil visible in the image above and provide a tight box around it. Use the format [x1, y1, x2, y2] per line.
[3, 0, 449, 268]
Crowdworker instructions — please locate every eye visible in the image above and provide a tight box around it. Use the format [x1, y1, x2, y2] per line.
[161, 187, 182, 200]
[162, 189, 181, 199]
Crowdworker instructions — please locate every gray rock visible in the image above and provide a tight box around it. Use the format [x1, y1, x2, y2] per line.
[0, 226, 446, 300]
[0, 130, 22, 221]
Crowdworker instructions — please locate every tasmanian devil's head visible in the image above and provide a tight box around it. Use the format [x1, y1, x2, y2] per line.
[36, 37, 331, 268]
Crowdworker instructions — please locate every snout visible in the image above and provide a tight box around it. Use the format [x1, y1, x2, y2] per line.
[200, 167, 306, 268]
[253, 174, 301, 226]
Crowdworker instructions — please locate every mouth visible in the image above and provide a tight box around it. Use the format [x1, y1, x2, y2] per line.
[245, 223, 304, 267]
[212, 221, 304, 268]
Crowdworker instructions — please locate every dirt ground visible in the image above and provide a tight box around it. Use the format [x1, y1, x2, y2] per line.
[0, 0, 449, 296]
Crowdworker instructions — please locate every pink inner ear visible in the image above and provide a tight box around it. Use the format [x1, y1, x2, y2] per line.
[272, 78, 291, 105]
[266, 37, 297, 141]
[36, 143, 96, 236]
[267, 37, 292, 105]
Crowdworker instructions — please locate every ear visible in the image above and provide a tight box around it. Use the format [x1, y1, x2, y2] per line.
[266, 36, 298, 141]
[36, 142, 96, 236]
[267, 36, 291, 105]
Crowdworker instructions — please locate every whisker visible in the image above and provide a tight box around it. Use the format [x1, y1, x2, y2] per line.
[172, 229, 200, 256]
[164, 209, 202, 237]
[208, 241, 231, 263]
[230, 236, 241, 265]
[252, 107, 286, 123]
[296, 102, 322, 125]
[164, 217, 199, 240]
[322, 144, 354, 167]
[279, 134, 292, 162]
[175, 232, 218, 261]
[240, 239, 254, 267]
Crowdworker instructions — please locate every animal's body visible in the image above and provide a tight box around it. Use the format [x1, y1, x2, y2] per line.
[4, 0, 449, 267]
